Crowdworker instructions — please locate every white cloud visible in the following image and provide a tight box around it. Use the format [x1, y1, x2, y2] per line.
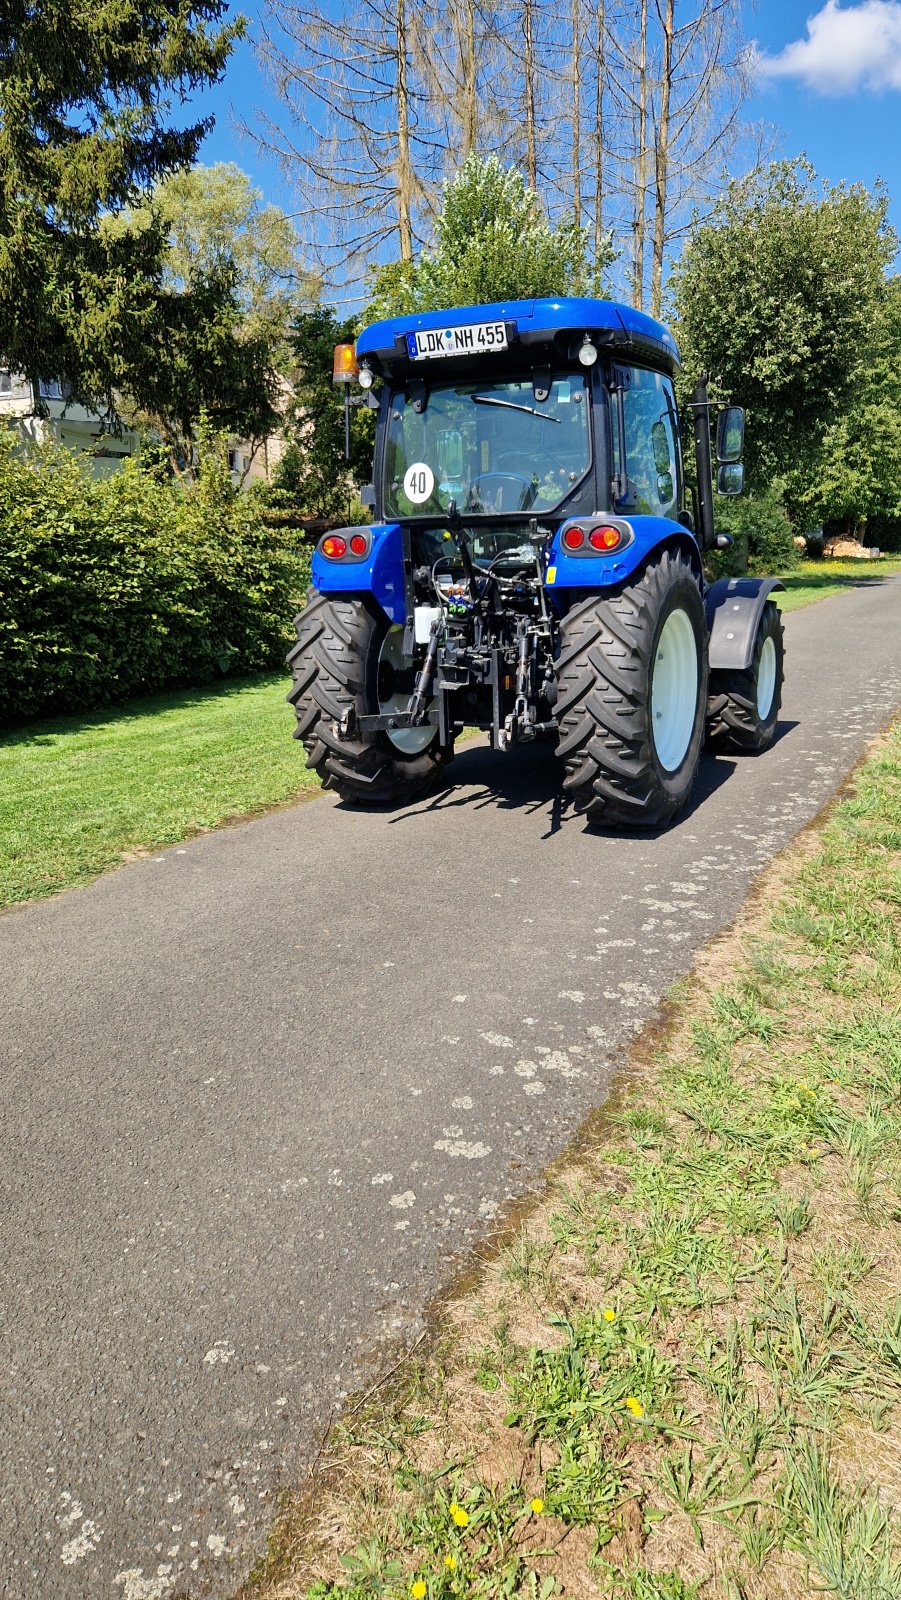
[756, 0, 901, 93]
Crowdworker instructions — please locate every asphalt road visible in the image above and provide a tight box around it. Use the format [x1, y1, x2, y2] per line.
[2, 576, 900, 1600]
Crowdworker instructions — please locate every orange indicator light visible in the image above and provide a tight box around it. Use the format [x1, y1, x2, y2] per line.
[589, 525, 622, 550]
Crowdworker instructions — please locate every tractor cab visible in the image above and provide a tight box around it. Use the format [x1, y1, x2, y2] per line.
[354, 297, 687, 567]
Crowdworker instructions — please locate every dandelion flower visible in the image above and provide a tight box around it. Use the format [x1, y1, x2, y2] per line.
[624, 1395, 644, 1418]
[530, 1497, 544, 1515]
[449, 1502, 469, 1529]
[603, 1308, 616, 1323]
[411, 1582, 427, 1599]
[444, 1554, 457, 1571]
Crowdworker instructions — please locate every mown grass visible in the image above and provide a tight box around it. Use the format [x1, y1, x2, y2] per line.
[0, 672, 316, 908]
[777, 555, 901, 613]
[248, 721, 901, 1600]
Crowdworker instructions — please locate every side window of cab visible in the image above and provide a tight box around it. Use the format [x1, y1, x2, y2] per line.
[611, 366, 682, 518]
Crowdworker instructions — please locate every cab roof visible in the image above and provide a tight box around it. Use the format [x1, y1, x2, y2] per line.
[356, 295, 680, 375]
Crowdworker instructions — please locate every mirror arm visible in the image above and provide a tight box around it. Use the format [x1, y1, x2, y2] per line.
[690, 376, 716, 552]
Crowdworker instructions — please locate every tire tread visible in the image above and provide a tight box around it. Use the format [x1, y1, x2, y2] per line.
[287, 588, 449, 804]
[555, 548, 707, 828]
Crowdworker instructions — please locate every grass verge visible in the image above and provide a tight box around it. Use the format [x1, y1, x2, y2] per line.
[246, 720, 901, 1600]
[776, 555, 901, 613]
[0, 673, 316, 908]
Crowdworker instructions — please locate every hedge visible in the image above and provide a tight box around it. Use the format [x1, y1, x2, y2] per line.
[706, 485, 799, 580]
[0, 438, 310, 722]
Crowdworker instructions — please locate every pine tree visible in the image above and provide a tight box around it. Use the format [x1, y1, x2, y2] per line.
[0, 0, 241, 412]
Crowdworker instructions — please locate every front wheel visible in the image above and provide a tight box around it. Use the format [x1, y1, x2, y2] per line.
[555, 546, 709, 829]
[287, 589, 451, 804]
[707, 600, 784, 752]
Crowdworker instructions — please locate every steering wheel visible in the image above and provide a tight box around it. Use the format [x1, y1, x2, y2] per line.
[465, 471, 535, 513]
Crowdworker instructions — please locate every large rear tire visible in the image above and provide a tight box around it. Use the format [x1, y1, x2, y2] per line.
[707, 600, 784, 753]
[555, 547, 708, 829]
[287, 588, 450, 804]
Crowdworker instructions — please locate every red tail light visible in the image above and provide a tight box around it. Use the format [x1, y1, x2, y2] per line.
[589, 525, 622, 551]
[349, 533, 368, 556]
[322, 535, 347, 559]
[562, 525, 584, 550]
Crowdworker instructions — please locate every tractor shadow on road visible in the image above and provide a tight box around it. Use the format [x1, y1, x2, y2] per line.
[385, 720, 800, 840]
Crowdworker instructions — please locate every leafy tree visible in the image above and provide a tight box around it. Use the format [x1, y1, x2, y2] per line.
[0, 0, 242, 414]
[144, 163, 316, 357]
[789, 275, 901, 543]
[670, 160, 896, 501]
[115, 164, 317, 467]
[119, 269, 282, 472]
[369, 153, 612, 317]
[272, 307, 374, 518]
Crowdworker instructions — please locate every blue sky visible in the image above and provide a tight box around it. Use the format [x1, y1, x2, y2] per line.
[187, 1, 901, 254]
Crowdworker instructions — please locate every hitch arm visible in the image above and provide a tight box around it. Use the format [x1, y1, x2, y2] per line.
[406, 620, 440, 725]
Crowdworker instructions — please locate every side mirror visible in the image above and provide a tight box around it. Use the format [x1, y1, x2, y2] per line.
[651, 418, 671, 473]
[717, 462, 744, 496]
[716, 406, 745, 463]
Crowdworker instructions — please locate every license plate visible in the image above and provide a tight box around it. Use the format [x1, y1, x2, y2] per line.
[407, 321, 508, 361]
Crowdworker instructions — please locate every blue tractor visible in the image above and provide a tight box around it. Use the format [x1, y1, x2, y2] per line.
[288, 297, 784, 828]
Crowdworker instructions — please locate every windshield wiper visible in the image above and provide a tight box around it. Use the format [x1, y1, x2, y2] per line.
[472, 395, 561, 423]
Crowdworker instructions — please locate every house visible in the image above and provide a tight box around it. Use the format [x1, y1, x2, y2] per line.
[1, 367, 291, 489]
[0, 370, 141, 476]
[226, 374, 294, 487]
[226, 430, 289, 488]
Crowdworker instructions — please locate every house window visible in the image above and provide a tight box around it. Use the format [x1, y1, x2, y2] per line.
[227, 449, 239, 472]
[39, 378, 63, 400]
[0, 371, 11, 394]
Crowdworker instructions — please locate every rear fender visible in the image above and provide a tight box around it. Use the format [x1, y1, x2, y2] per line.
[310, 522, 406, 624]
[545, 515, 703, 615]
[705, 577, 784, 672]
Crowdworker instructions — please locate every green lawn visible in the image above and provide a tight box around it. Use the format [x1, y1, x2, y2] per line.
[777, 554, 901, 612]
[0, 673, 315, 908]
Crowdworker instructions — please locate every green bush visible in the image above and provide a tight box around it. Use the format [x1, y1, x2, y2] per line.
[865, 513, 901, 552]
[0, 438, 309, 722]
[707, 485, 799, 578]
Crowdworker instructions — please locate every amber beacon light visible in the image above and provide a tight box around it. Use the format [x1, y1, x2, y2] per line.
[332, 343, 359, 384]
[332, 343, 360, 460]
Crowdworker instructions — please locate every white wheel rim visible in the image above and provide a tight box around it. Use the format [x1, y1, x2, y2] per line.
[650, 607, 699, 773]
[377, 625, 436, 755]
[756, 634, 778, 720]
